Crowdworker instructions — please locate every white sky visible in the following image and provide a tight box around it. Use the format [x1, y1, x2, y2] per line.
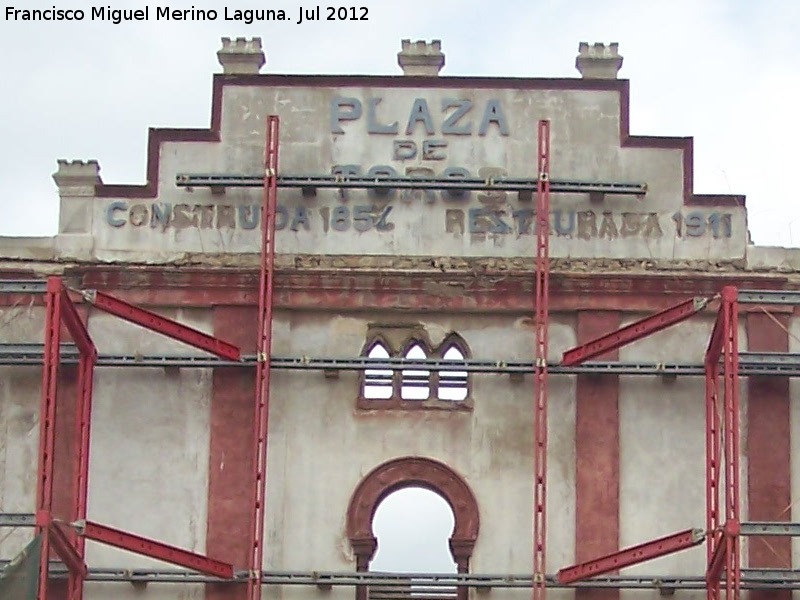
[371, 487, 457, 573]
[0, 0, 797, 245]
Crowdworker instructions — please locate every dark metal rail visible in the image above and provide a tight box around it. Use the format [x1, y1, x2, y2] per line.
[175, 174, 647, 196]
[5, 344, 800, 376]
[0, 563, 798, 589]
[0, 280, 48, 294]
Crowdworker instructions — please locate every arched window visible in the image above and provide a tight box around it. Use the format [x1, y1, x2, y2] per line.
[401, 343, 430, 400]
[438, 345, 468, 401]
[363, 342, 393, 399]
[358, 331, 472, 410]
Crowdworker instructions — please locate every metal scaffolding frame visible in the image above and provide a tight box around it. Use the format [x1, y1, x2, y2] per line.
[3, 115, 800, 599]
[532, 120, 550, 600]
[15, 276, 241, 599]
[552, 286, 800, 600]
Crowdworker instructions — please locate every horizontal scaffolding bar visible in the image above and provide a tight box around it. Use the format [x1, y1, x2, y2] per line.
[73, 519, 234, 579]
[557, 528, 705, 584]
[738, 290, 800, 305]
[175, 174, 648, 196]
[5, 345, 800, 376]
[0, 280, 48, 293]
[1, 566, 799, 589]
[740, 522, 800, 536]
[0, 512, 35, 527]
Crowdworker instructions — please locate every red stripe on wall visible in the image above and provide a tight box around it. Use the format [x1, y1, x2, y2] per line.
[207, 306, 257, 600]
[575, 311, 620, 600]
[747, 313, 791, 600]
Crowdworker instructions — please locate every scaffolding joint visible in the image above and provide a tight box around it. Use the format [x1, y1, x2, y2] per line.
[694, 296, 712, 312]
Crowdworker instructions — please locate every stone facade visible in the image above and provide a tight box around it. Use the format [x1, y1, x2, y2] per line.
[0, 40, 796, 600]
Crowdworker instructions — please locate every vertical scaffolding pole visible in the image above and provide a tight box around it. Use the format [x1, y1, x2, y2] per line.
[247, 115, 280, 600]
[705, 361, 721, 600]
[36, 277, 63, 600]
[721, 286, 740, 600]
[68, 350, 95, 600]
[533, 120, 550, 600]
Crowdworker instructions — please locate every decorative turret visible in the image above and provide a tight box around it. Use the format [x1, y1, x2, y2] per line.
[575, 42, 623, 79]
[397, 39, 445, 76]
[217, 37, 266, 74]
[53, 160, 101, 234]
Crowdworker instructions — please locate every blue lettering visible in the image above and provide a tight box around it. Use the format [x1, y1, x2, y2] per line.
[478, 100, 510, 136]
[405, 98, 435, 135]
[106, 201, 127, 227]
[441, 99, 472, 135]
[238, 204, 259, 230]
[150, 202, 171, 229]
[330, 97, 362, 133]
[367, 98, 398, 134]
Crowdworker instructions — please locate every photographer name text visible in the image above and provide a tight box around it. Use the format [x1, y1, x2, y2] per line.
[5, 5, 369, 25]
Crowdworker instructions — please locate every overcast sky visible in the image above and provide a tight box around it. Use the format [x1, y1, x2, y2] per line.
[0, 0, 797, 245]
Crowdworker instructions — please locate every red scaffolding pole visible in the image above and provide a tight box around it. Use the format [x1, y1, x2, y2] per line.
[247, 114, 280, 600]
[36, 277, 63, 600]
[705, 360, 721, 600]
[532, 119, 550, 600]
[721, 287, 740, 600]
[64, 288, 96, 600]
[70, 358, 96, 600]
[704, 286, 740, 600]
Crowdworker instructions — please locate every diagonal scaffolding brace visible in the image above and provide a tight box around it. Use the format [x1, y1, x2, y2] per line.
[81, 289, 241, 361]
[557, 528, 704, 584]
[72, 520, 234, 579]
[48, 520, 88, 579]
[562, 296, 711, 366]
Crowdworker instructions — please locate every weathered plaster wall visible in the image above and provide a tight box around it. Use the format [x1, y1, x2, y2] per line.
[0, 304, 44, 561]
[85, 308, 211, 589]
[255, 310, 576, 600]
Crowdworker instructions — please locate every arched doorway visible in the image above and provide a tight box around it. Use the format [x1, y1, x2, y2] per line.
[370, 486, 457, 573]
[346, 457, 479, 600]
